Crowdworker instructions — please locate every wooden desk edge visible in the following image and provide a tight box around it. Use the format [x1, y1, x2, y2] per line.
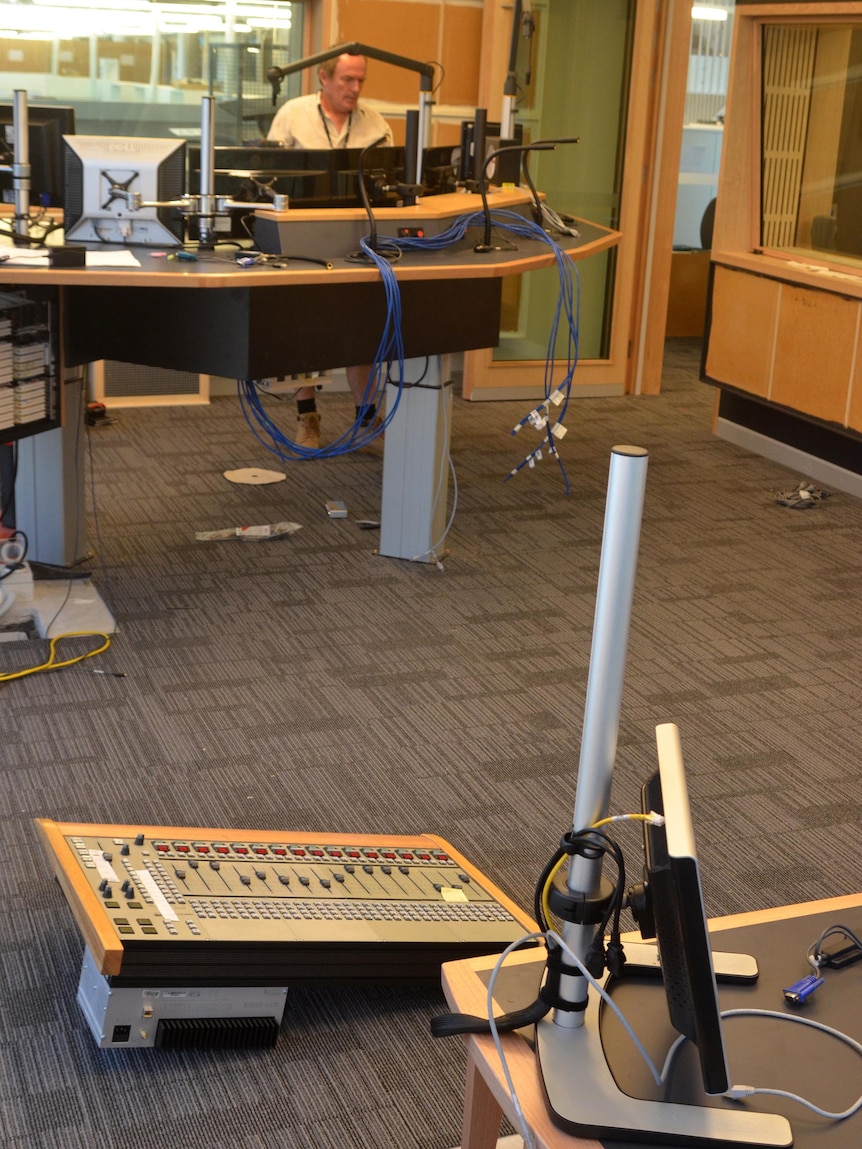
[34, 818, 124, 975]
[0, 231, 619, 288]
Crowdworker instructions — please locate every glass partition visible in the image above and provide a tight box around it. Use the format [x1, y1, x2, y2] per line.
[0, 1, 302, 141]
[762, 22, 862, 267]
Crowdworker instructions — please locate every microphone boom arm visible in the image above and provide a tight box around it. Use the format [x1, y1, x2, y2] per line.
[266, 42, 436, 181]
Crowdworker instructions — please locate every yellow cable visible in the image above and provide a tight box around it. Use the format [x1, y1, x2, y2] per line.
[0, 631, 112, 683]
[541, 813, 661, 926]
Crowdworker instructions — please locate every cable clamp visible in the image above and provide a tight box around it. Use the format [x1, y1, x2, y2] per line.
[539, 947, 588, 1013]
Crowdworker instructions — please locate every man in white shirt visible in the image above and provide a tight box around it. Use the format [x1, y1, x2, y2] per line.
[267, 52, 393, 451]
[268, 53, 393, 151]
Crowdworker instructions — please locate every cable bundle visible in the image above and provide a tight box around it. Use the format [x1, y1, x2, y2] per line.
[238, 208, 579, 488]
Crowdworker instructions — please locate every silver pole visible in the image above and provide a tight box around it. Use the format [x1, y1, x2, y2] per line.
[416, 91, 433, 183]
[12, 89, 30, 243]
[198, 95, 217, 248]
[555, 444, 649, 1028]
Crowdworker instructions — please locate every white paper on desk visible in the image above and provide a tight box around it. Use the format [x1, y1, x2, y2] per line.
[2, 250, 50, 266]
[1, 249, 142, 267]
[85, 250, 141, 267]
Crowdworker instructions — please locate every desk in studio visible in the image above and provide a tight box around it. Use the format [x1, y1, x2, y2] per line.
[2, 191, 619, 561]
[441, 892, 862, 1149]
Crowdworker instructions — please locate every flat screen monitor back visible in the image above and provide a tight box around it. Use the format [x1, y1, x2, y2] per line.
[0, 104, 75, 208]
[63, 135, 186, 247]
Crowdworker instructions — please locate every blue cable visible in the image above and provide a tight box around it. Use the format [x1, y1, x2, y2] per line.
[238, 209, 580, 482]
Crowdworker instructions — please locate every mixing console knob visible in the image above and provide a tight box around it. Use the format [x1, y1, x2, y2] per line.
[399, 866, 410, 875]
[189, 860, 199, 870]
[320, 879, 331, 889]
[345, 865, 355, 874]
[255, 870, 266, 880]
[333, 873, 345, 883]
[239, 875, 251, 886]
[299, 876, 310, 887]
[102, 852, 113, 861]
[277, 874, 290, 886]
[134, 834, 145, 845]
[209, 860, 220, 870]
[121, 844, 130, 856]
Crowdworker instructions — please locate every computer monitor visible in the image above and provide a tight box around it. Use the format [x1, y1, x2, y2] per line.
[641, 722, 735, 1096]
[188, 144, 407, 211]
[0, 104, 75, 208]
[535, 722, 792, 1146]
[63, 135, 186, 247]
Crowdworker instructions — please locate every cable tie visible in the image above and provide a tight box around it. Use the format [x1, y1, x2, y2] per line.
[549, 388, 565, 406]
[551, 422, 567, 440]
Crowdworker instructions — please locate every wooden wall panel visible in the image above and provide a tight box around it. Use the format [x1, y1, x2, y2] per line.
[771, 285, 857, 423]
[848, 347, 862, 432]
[439, 3, 484, 106]
[705, 266, 779, 396]
[336, 0, 443, 103]
[1, 39, 51, 72]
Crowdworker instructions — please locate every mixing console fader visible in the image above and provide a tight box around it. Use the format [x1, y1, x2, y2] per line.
[36, 821, 536, 986]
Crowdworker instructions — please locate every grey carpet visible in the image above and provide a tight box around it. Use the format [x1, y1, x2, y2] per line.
[2, 338, 862, 1147]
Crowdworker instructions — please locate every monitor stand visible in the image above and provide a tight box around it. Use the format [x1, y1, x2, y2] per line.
[535, 949, 793, 1148]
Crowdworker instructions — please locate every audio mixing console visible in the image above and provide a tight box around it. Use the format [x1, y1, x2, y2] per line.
[36, 821, 536, 987]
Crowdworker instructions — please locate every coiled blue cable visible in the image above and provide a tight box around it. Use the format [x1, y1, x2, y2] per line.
[238, 209, 580, 482]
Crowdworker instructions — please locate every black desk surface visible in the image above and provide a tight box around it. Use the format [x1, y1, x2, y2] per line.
[484, 906, 862, 1148]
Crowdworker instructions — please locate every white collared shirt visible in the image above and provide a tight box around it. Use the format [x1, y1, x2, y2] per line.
[266, 93, 392, 149]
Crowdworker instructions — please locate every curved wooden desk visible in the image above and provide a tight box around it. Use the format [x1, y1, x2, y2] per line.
[441, 892, 862, 1149]
[3, 190, 620, 561]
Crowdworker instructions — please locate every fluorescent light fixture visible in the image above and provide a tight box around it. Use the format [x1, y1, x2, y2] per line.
[692, 5, 728, 19]
[0, 0, 288, 35]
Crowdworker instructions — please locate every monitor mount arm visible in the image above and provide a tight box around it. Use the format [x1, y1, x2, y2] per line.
[266, 42, 435, 183]
[114, 96, 291, 251]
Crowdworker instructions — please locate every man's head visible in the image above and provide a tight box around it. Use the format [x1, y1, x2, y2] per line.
[318, 53, 367, 119]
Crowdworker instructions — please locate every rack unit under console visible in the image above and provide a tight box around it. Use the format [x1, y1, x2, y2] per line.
[36, 821, 535, 986]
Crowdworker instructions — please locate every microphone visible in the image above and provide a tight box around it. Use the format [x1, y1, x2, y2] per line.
[522, 136, 579, 229]
[473, 138, 579, 253]
[357, 135, 390, 254]
[266, 67, 284, 105]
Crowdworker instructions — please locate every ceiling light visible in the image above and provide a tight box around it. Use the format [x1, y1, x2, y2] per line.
[692, 5, 728, 20]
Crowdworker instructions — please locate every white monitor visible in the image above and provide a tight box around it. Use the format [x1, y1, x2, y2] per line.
[63, 135, 186, 247]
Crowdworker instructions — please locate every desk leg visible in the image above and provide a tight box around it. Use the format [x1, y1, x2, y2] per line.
[379, 356, 452, 562]
[460, 1047, 505, 1149]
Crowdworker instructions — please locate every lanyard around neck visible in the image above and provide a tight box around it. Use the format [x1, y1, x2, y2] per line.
[318, 103, 352, 149]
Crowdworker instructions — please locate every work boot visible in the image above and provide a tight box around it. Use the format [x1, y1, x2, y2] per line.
[295, 411, 321, 451]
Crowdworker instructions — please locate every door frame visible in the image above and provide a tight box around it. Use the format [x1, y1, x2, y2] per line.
[466, 0, 691, 399]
